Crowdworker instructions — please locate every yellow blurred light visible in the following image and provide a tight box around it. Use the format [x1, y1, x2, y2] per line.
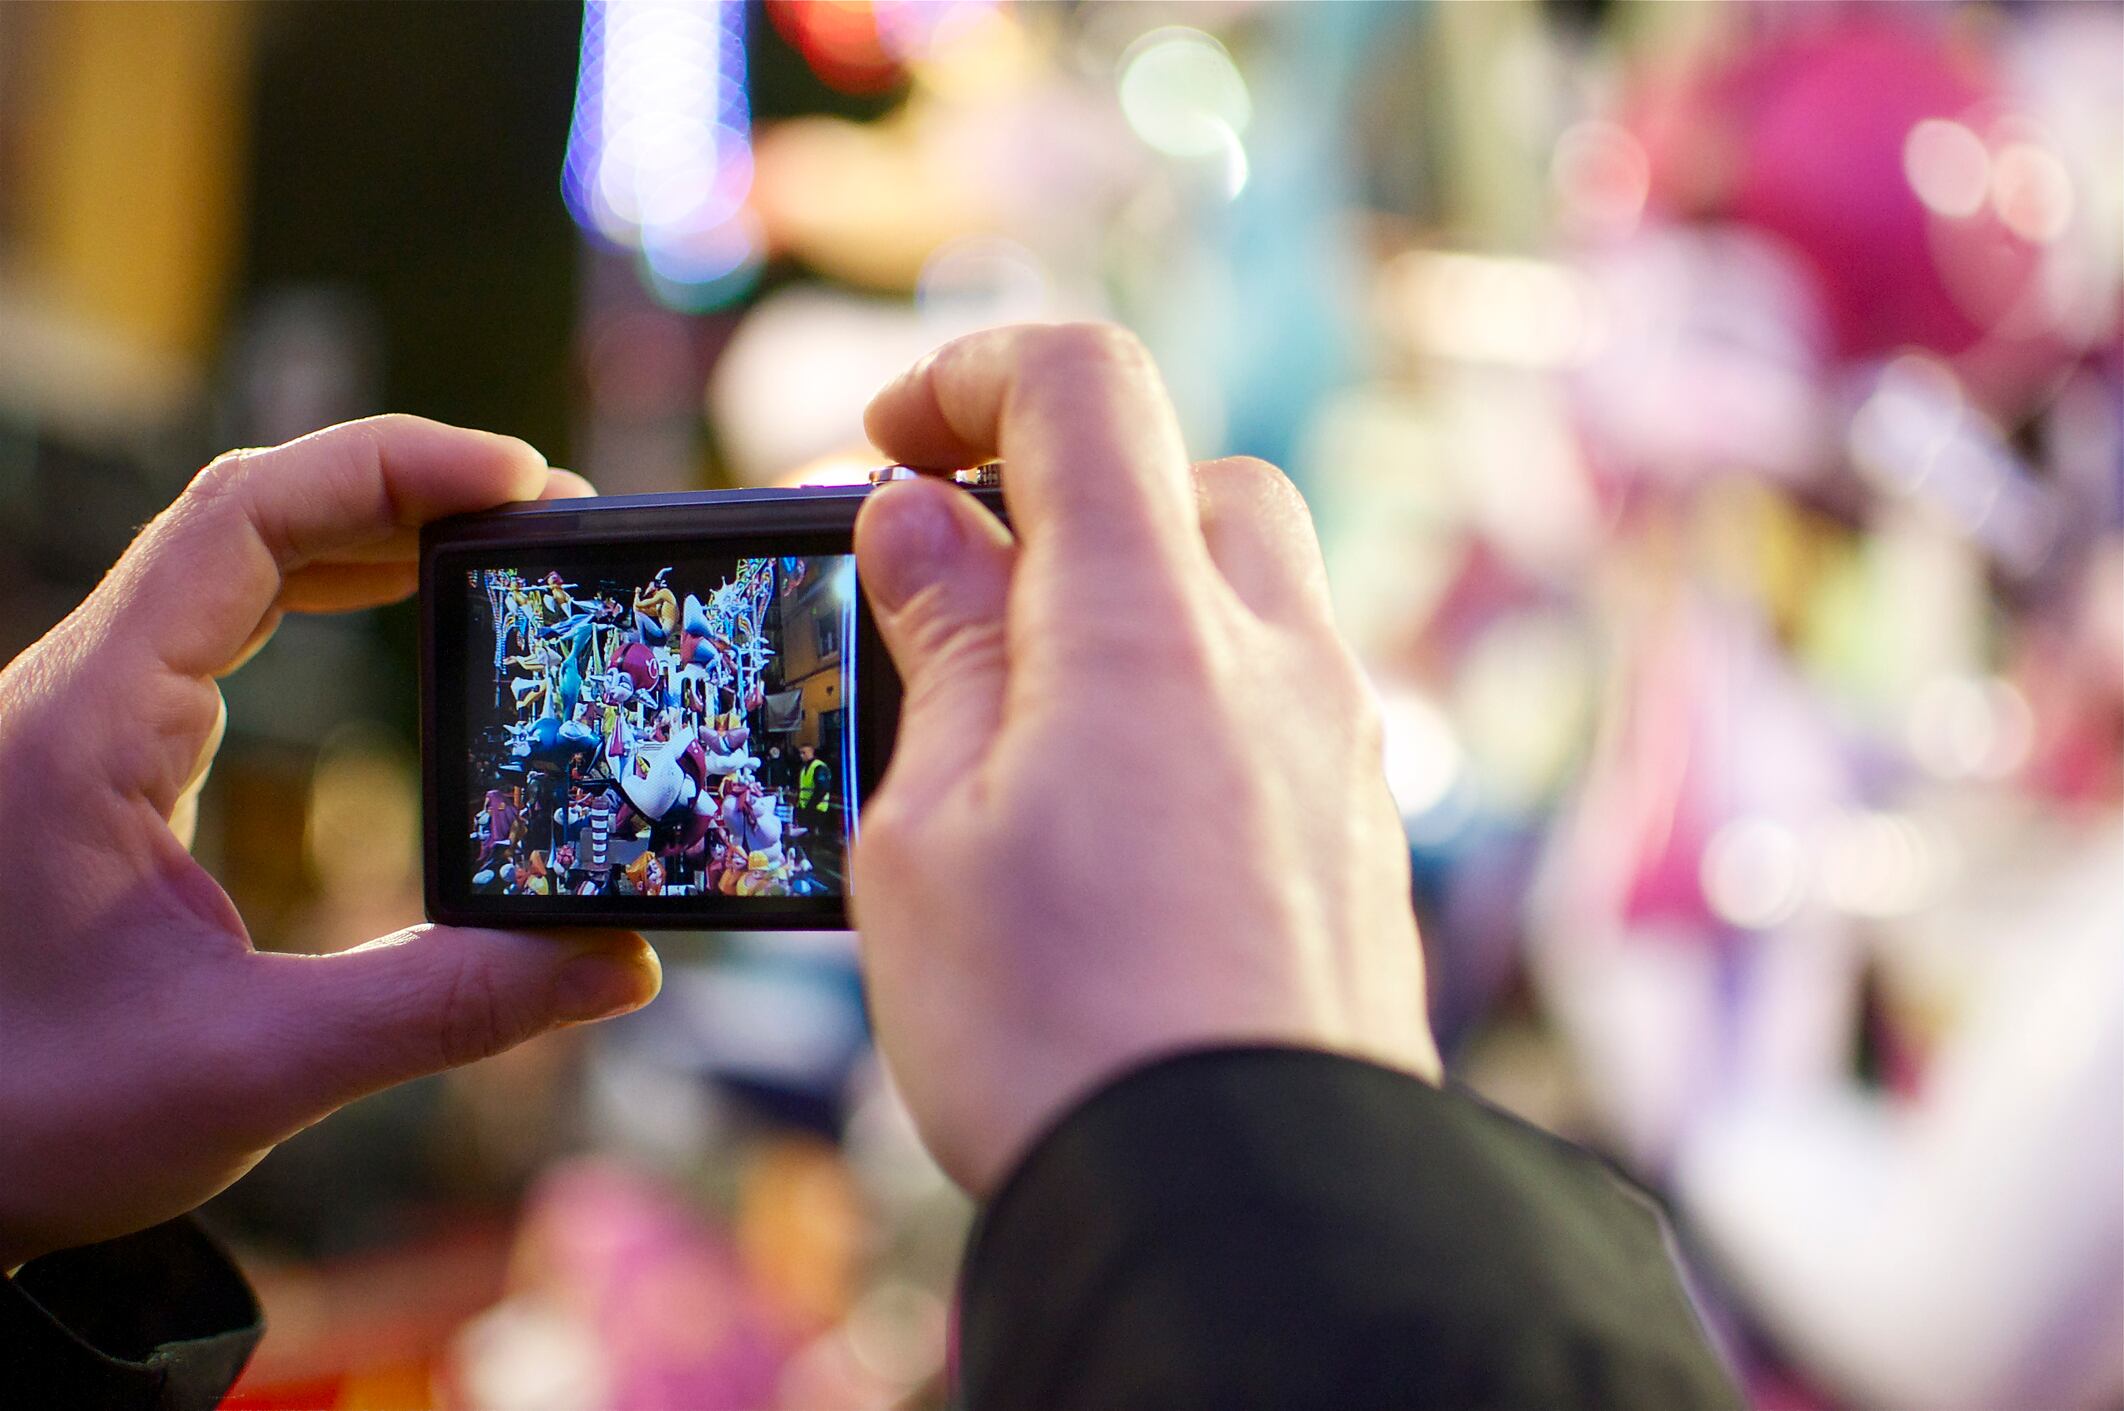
[911, 5, 1033, 102]
[305, 730, 420, 898]
[1117, 27, 1251, 161]
[1452, 612, 1591, 814]
[1903, 118, 1990, 219]
[1701, 817, 1807, 930]
[1381, 249, 1598, 369]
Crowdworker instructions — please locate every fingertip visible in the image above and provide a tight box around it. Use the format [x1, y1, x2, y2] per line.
[539, 468, 598, 501]
[506, 434, 550, 470]
[864, 346, 977, 470]
[855, 476, 969, 615]
[528, 926, 657, 971]
[536, 928, 660, 1022]
[864, 348, 939, 425]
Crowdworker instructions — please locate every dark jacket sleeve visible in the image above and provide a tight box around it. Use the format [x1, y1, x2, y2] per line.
[956, 1047, 1742, 1411]
[1, 1218, 262, 1411]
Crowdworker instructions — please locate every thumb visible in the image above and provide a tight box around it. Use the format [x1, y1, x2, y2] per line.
[249, 925, 659, 1122]
[854, 477, 1015, 812]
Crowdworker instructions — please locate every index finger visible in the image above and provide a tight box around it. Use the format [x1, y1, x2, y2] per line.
[104, 415, 558, 679]
[864, 324, 1206, 602]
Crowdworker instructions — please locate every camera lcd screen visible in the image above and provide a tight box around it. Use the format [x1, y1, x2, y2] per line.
[444, 549, 861, 915]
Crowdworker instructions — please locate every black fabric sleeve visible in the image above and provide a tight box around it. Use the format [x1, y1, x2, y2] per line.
[956, 1046, 1742, 1411]
[1, 1218, 262, 1411]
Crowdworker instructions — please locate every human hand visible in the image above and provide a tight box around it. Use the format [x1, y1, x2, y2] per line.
[850, 325, 1440, 1196]
[0, 417, 659, 1268]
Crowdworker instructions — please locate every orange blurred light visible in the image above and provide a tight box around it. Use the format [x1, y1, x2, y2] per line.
[767, 0, 903, 95]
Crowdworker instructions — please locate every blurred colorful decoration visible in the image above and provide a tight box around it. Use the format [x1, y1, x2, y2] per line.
[443, 1161, 791, 1411]
[8, 3, 2109, 1409]
[563, 0, 760, 312]
[1632, 16, 2099, 416]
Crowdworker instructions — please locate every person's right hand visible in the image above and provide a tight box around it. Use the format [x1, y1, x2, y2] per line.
[850, 325, 1441, 1197]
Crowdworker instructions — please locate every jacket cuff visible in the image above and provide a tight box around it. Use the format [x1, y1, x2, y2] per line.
[956, 1045, 1737, 1411]
[1, 1218, 262, 1411]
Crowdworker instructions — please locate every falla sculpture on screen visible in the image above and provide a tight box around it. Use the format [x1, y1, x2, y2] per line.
[420, 466, 1004, 931]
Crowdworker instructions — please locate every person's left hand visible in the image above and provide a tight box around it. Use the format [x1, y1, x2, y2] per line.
[0, 416, 660, 1269]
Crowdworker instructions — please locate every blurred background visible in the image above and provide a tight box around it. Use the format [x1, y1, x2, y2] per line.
[2, 1, 2119, 1407]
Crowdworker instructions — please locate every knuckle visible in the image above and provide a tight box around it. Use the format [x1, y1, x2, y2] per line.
[352, 411, 418, 436]
[1079, 608, 1224, 692]
[1026, 321, 1151, 376]
[907, 606, 1006, 683]
[185, 448, 256, 507]
[1164, 620, 1228, 690]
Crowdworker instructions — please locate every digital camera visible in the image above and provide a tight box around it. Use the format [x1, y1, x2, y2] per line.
[419, 470, 1003, 930]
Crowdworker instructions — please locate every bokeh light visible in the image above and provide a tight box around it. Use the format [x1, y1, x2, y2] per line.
[1379, 689, 1467, 833]
[1701, 817, 1808, 931]
[1904, 118, 1991, 219]
[563, 0, 759, 310]
[1117, 26, 1251, 198]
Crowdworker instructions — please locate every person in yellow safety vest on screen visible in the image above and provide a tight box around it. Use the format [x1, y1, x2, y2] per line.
[797, 742, 835, 853]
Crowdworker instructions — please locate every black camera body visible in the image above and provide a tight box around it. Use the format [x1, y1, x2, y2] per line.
[420, 477, 1002, 931]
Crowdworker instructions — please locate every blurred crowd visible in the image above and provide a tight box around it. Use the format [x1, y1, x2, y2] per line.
[0, 2, 2117, 1408]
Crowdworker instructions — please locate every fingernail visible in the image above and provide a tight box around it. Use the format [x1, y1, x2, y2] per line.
[554, 952, 651, 1022]
[861, 483, 962, 613]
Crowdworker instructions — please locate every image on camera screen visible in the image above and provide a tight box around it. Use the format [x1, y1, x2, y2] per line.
[464, 553, 856, 902]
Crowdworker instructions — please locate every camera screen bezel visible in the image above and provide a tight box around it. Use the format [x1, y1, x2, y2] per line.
[420, 487, 911, 930]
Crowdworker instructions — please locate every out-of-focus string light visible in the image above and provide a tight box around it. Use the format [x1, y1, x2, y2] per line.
[1117, 27, 1251, 199]
[563, 0, 760, 311]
